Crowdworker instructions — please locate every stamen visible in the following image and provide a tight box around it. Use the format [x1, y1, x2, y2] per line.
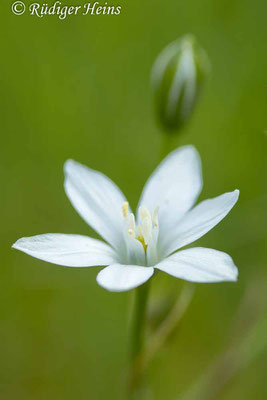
[127, 213, 136, 238]
[142, 217, 152, 245]
[139, 206, 150, 221]
[152, 206, 159, 227]
[123, 203, 160, 255]
[128, 228, 135, 237]
[122, 201, 129, 218]
[136, 206, 154, 251]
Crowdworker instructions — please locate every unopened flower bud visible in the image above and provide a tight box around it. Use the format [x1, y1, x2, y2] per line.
[151, 35, 210, 133]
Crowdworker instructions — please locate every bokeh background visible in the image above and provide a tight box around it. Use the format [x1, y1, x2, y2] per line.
[1, 0, 267, 399]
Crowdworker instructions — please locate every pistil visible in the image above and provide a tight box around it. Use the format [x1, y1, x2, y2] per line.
[122, 202, 159, 253]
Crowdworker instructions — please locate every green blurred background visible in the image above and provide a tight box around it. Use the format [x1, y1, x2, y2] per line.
[1, 0, 267, 399]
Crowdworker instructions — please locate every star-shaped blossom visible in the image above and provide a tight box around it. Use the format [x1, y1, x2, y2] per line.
[13, 146, 239, 291]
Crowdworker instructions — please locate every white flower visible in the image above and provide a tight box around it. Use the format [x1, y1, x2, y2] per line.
[13, 146, 239, 292]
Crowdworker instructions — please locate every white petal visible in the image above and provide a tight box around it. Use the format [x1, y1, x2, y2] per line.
[97, 264, 154, 292]
[138, 146, 202, 230]
[64, 160, 128, 250]
[159, 190, 239, 257]
[155, 247, 238, 282]
[12, 234, 118, 267]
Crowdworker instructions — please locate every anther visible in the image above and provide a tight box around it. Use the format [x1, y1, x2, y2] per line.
[122, 201, 129, 218]
[128, 228, 135, 237]
[152, 206, 159, 227]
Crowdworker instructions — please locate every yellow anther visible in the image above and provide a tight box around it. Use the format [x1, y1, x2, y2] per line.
[122, 201, 129, 218]
[128, 228, 135, 237]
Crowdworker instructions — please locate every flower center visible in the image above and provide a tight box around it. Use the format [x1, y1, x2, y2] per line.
[122, 201, 159, 252]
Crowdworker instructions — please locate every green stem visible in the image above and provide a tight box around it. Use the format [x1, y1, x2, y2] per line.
[128, 281, 150, 398]
[130, 281, 150, 362]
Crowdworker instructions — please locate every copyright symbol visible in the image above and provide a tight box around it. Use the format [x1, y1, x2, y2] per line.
[12, 1, 26, 15]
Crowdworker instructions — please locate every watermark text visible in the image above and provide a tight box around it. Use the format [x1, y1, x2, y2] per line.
[12, 1, 122, 19]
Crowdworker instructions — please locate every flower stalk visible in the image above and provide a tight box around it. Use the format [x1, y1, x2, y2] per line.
[130, 281, 150, 362]
[129, 281, 151, 396]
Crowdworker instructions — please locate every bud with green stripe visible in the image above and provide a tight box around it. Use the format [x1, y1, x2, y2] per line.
[151, 35, 210, 133]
